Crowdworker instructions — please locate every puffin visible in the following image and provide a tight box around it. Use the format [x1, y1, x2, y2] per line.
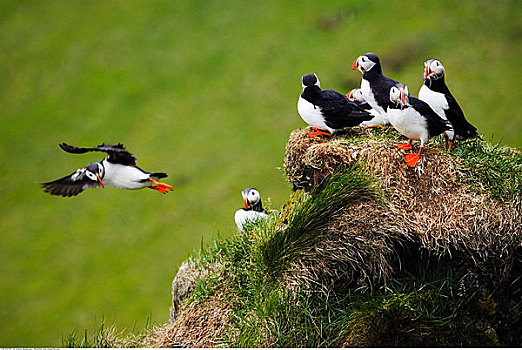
[297, 73, 372, 137]
[234, 188, 268, 231]
[41, 143, 173, 197]
[387, 85, 451, 167]
[352, 53, 403, 124]
[418, 58, 481, 149]
[346, 88, 389, 127]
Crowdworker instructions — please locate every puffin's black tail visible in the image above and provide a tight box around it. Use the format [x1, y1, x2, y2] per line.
[150, 172, 168, 179]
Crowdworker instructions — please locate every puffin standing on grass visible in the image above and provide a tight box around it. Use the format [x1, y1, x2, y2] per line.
[352, 53, 399, 127]
[41, 143, 173, 197]
[234, 188, 268, 231]
[387, 85, 452, 167]
[297, 73, 372, 137]
[418, 59, 481, 149]
[346, 88, 389, 127]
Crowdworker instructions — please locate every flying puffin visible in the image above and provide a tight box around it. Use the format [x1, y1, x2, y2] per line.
[352, 53, 402, 126]
[346, 88, 389, 127]
[234, 188, 268, 231]
[297, 73, 372, 137]
[418, 58, 481, 149]
[387, 85, 451, 167]
[41, 143, 173, 197]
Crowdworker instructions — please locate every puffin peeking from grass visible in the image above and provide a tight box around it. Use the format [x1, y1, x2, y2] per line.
[387, 85, 451, 167]
[297, 73, 372, 137]
[234, 188, 268, 231]
[418, 59, 481, 149]
[41, 143, 173, 197]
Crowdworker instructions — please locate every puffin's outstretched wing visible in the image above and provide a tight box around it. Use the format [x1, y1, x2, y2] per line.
[59, 143, 136, 166]
[40, 167, 102, 197]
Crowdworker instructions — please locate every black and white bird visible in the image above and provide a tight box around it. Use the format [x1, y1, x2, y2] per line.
[387, 85, 451, 167]
[418, 59, 481, 149]
[297, 73, 372, 137]
[346, 88, 389, 127]
[352, 53, 400, 126]
[234, 188, 268, 231]
[41, 143, 173, 197]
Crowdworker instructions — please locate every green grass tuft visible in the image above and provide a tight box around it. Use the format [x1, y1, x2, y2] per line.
[440, 138, 522, 201]
[262, 164, 385, 277]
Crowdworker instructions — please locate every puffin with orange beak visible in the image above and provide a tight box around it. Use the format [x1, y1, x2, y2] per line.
[387, 84, 451, 168]
[41, 143, 173, 197]
[418, 59, 481, 149]
[352, 53, 402, 126]
[234, 188, 268, 231]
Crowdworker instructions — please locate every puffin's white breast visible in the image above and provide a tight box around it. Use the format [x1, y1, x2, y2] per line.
[418, 85, 449, 120]
[360, 79, 387, 119]
[297, 96, 333, 133]
[102, 161, 150, 190]
[387, 107, 429, 144]
[234, 209, 268, 231]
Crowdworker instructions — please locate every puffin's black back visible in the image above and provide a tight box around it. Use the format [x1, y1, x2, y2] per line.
[301, 85, 372, 129]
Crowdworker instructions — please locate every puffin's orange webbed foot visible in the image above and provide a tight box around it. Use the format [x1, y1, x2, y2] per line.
[363, 124, 386, 129]
[149, 178, 173, 194]
[306, 128, 333, 137]
[396, 139, 412, 150]
[405, 152, 421, 167]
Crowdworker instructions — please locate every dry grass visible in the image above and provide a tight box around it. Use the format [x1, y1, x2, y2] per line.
[145, 292, 234, 347]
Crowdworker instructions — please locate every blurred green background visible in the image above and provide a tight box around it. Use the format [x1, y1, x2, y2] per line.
[1, 0, 520, 346]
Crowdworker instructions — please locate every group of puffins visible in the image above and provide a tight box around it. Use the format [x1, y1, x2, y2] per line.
[298, 52, 481, 167]
[40, 52, 481, 232]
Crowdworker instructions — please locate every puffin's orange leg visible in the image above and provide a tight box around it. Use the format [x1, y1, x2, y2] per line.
[306, 127, 333, 137]
[405, 146, 423, 167]
[148, 177, 173, 194]
[396, 139, 412, 150]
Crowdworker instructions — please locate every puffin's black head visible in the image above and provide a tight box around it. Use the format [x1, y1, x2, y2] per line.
[389, 84, 410, 109]
[85, 162, 105, 187]
[424, 59, 445, 81]
[301, 73, 320, 90]
[352, 53, 380, 74]
[241, 187, 263, 212]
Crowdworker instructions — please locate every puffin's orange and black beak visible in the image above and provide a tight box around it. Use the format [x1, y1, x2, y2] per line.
[244, 198, 250, 209]
[97, 174, 105, 188]
[424, 64, 431, 80]
[400, 88, 406, 106]
[352, 57, 362, 72]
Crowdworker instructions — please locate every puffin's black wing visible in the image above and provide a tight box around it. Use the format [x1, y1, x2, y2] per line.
[411, 97, 452, 138]
[443, 95, 481, 140]
[320, 90, 373, 128]
[40, 167, 101, 197]
[59, 143, 136, 166]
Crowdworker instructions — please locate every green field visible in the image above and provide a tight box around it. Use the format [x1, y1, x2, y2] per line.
[1, 0, 520, 346]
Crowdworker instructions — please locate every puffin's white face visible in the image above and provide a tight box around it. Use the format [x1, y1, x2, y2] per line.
[389, 85, 409, 108]
[424, 59, 445, 80]
[347, 88, 365, 103]
[352, 55, 376, 74]
[85, 163, 105, 187]
[242, 188, 261, 209]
